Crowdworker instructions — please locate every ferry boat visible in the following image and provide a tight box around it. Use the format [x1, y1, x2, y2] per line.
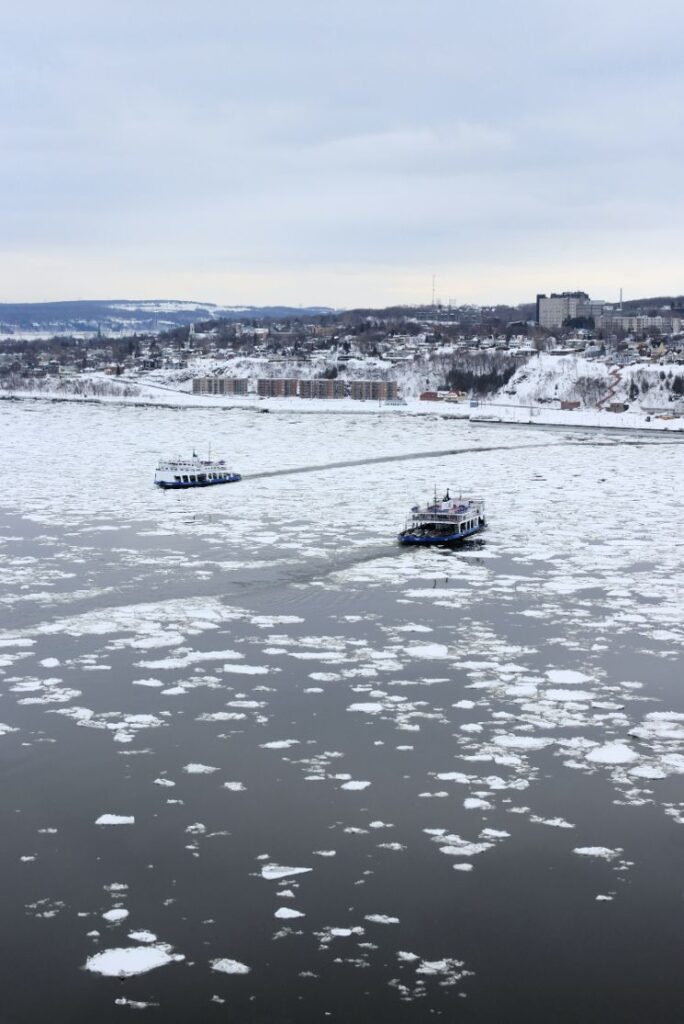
[154, 453, 241, 490]
[399, 489, 486, 545]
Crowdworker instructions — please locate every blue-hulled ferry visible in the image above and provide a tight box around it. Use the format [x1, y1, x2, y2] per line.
[154, 454, 241, 489]
[399, 490, 486, 545]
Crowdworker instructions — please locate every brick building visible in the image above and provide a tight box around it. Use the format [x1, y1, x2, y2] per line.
[257, 378, 299, 398]
[192, 377, 248, 395]
[350, 380, 398, 401]
[299, 378, 346, 399]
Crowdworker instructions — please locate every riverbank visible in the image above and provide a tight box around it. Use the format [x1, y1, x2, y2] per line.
[4, 380, 684, 433]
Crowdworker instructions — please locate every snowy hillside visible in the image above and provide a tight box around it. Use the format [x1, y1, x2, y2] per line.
[141, 350, 463, 399]
[500, 353, 684, 410]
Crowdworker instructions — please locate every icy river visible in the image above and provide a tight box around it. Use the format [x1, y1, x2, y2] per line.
[1, 400, 683, 1022]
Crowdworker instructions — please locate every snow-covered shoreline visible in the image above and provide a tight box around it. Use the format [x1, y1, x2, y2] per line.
[472, 402, 684, 433]
[4, 383, 684, 433]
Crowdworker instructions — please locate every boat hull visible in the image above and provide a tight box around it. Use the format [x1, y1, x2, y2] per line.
[155, 474, 242, 490]
[398, 523, 484, 545]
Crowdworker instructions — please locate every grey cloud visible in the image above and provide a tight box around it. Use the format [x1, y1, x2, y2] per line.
[1, 0, 683, 302]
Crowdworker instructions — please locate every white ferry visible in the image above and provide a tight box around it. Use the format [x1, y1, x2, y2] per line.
[399, 489, 486, 545]
[154, 453, 241, 490]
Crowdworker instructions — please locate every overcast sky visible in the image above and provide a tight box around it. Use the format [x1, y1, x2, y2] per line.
[2, 0, 683, 307]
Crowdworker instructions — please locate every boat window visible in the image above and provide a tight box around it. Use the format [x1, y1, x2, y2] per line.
[182, 475, 188, 482]
[190, 475, 196, 482]
[174, 475, 181, 481]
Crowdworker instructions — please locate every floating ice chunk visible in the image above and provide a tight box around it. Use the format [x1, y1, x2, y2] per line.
[102, 908, 129, 923]
[198, 712, 246, 722]
[40, 657, 60, 667]
[324, 927, 365, 939]
[84, 944, 183, 976]
[397, 951, 419, 962]
[452, 863, 474, 872]
[114, 999, 159, 1010]
[260, 740, 299, 750]
[439, 842, 492, 857]
[132, 678, 163, 688]
[530, 816, 574, 829]
[139, 650, 243, 669]
[629, 765, 667, 780]
[464, 798, 492, 810]
[223, 782, 246, 791]
[546, 670, 592, 684]
[274, 907, 305, 919]
[595, 895, 614, 902]
[505, 683, 538, 698]
[480, 828, 510, 838]
[153, 778, 175, 787]
[0, 723, 19, 736]
[95, 815, 134, 826]
[185, 823, 206, 835]
[222, 664, 269, 674]
[364, 914, 399, 925]
[416, 957, 467, 977]
[128, 930, 157, 944]
[493, 735, 553, 750]
[347, 703, 384, 714]
[210, 958, 251, 975]
[340, 781, 371, 790]
[183, 764, 219, 774]
[406, 644, 449, 659]
[545, 689, 596, 702]
[574, 847, 622, 861]
[435, 772, 471, 784]
[586, 743, 638, 765]
[261, 864, 312, 881]
[313, 850, 336, 857]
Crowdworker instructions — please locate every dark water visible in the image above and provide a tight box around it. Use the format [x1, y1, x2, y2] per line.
[1, 404, 683, 1022]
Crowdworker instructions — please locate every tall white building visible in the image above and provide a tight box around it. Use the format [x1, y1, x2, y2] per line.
[536, 292, 604, 329]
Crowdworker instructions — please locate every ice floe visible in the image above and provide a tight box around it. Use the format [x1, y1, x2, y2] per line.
[261, 864, 312, 881]
[210, 958, 251, 975]
[84, 944, 184, 977]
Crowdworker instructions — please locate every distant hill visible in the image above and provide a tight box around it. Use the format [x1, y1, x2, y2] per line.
[0, 299, 335, 335]
[619, 295, 684, 312]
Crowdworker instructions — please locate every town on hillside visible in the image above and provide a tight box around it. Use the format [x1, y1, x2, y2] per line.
[1, 292, 684, 415]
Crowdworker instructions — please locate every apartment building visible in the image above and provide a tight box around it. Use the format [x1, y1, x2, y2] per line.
[257, 378, 299, 397]
[536, 292, 604, 329]
[192, 377, 249, 395]
[298, 378, 346, 398]
[350, 380, 399, 401]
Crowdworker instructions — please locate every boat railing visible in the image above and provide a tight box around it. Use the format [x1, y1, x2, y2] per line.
[412, 513, 466, 524]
